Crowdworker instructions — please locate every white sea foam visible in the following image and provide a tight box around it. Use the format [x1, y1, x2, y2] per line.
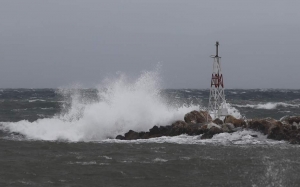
[28, 99, 46, 102]
[226, 103, 242, 119]
[210, 103, 242, 120]
[0, 69, 198, 142]
[179, 157, 191, 160]
[76, 161, 97, 165]
[234, 102, 300, 110]
[104, 130, 285, 145]
[102, 156, 112, 160]
[68, 161, 109, 165]
[153, 158, 168, 162]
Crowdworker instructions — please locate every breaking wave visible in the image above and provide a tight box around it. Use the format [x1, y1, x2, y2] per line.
[233, 102, 300, 110]
[0, 69, 199, 142]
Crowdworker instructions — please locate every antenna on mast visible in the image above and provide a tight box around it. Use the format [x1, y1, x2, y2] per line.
[215, 41, 219, 57]
[207, 41, 228, 119]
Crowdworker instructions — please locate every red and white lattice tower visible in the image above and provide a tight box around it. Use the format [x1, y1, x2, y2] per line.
[208, 41, 228, 119]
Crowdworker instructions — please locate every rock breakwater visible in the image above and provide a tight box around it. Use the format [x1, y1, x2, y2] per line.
[116, 110, 300, 144]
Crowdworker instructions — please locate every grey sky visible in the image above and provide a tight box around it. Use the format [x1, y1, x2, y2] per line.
[0, 0, 299, 88]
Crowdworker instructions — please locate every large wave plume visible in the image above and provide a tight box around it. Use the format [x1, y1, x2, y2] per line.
[1, 70, 199, 141]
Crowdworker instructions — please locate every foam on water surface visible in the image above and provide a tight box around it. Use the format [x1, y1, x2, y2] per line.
[234, 102, 300, 110]
[103, 130, 286, 146]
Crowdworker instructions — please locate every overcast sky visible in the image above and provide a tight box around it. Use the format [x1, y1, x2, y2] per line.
[0, 0, 299, 89]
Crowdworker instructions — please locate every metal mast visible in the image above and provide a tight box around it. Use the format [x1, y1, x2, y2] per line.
[207, 41, 228, 119]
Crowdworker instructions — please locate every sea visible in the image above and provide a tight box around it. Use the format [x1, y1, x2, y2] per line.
[0, 72, 300, 186]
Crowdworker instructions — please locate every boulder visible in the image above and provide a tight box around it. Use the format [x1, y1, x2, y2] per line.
[198, 124, 209, 133]
[280, 116, 300, 125]
[186, 123, 206, 135]
[115, 135, 125, 140]
[225, 123, 235, 131]
[184, 110, 212, 124]
[283, 124, 300, 143]
[290, 123, 298, 130]
[224, 115, 246, 127]
[158, 126, 172, 136]
[124, 130, 140, 140]
[267, 121, 288, 141]
[213, 118, 223, 125]
[199, 111, 212, 122]
[170, 120, 189, 136]
[139, 132, 150, 139]
[172, 120, 188, 128]
[207, 122, 221, 129]
[201, 126, 223, 139]
[221, 123, 235, 133]
[289, 132, 300, 144]
[149, 126, 160, 136]
[148, 125, 173, 138]
[248, 118, 292, 141]
[247, 118, 276, 135]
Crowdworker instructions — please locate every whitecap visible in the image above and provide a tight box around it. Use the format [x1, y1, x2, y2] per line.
[102, 156, 112, 160]
[153, 158, 168, 162]
[233, 102, 300, 110]
[28, 99, 46, 102]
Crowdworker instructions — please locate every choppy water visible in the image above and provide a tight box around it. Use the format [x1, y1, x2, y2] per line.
[1, 138, 300, 187]
[1, 88, 299, 123]
[0, 71, 300, 187]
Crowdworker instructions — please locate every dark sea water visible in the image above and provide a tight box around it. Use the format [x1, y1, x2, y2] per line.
[0, 88, 300, 187]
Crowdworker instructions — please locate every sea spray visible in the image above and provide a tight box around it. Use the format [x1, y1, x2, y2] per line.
[209, 102, 242, 120]
[1, 70, 199, 141]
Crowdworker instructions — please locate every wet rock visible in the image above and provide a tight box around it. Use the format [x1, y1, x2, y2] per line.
[172, 120, 188, 128]
[289, 133, 300, 144]
[115, 135, 125, 140]
[184, 110, 211, 124]
[267, 122, 288, 141]
[116, 112, 300, 144]
[291, 123, 298, 130]
[280, 116, 300, 125]
[186, 123, 206, 135]
[221, 125, 229, 132]
[149, 126, 160, 136]
[284, 125, 300, 143]
[184, 110, 203, 124]
[224, 123, 235, 131]
[213, 118, 223, 125]
[207, 122, 221, 129]
[250, 135, 258, 138]
[170, 120, 189, 136]
[124, 130, 140, 140]
[248, 118, 291, 141]
[139, 132, 150, 139]
[201, 126, 223, 139]
[199, 111, 212, 122]
[201, 133, 213, 139]
[224, 115, 246, 128]
[221, 123, 235, 133]
[210, 126, 223, 134]
[247, 118, 275, 135]
[197, 124, 209, 134]
[158, 126, 172, 136]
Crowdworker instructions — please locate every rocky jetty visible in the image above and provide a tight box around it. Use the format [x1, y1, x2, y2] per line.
[115, 110, 300, 144]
